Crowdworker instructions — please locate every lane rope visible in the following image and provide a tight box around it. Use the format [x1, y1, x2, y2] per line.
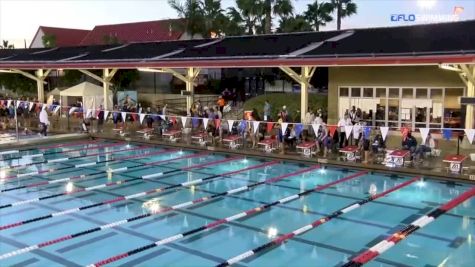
[0, 161, 308, 261]
[217, 176, 421, 266]
[0, 154, 256, 230]
[342, 185, 475, 267]
[85, 170, 368, 267]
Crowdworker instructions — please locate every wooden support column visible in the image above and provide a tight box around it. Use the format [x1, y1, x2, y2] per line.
[279, 66, 316, 122]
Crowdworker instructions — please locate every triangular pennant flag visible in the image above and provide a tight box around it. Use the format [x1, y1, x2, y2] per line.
[464, 129, 475, 144]
[192, 117, 199, 128]
[294, 123, 303, 136]
[252, 121, 260, 134]
[16, 101, 20, 108]
[139, 113, 146, 124]
[203, 118, 209, 129]
[159, 115, 166, 121]
[69, 107, 77, 115]
[266, 122, 274, 133]
[344, 125, 353, 140]
[171, 116, 177, 125]
[380, 126, 389, 141]
[239, 120, 247, 133]
[328, 125, 337, 137]
[363, 126, 371, 139]
[443, 129, 452, 140]
[312, 124, 320, 137]
[281, 122, 289, 135]
[7, 100, 11, 107]
[227, 120, 235, 132]
[181, 116, 188, 128]
[131, 113, 138, 122]
[53, 105, 61, 114]
[28, 102, 34, 111]
[86, 109, 93, 118]
[215, 119, 221, 129]
[420, 128, 430, 144]
[121, 112, 127, 122]
[104, 110, 110, 120]
[352, 124, 361, 139]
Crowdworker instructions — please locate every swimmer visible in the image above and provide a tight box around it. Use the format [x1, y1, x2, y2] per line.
[369, 183, 377, 196]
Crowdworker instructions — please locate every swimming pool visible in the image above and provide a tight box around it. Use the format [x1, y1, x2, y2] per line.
[0, 139, 473, 267]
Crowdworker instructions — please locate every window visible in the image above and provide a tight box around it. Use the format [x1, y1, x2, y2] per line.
[351, 87, 361, 97]
[363, 88, 373, 98]
[376, 88, 386, 98]
[416, 88, 428, 99]
[402, 88, 413, 98]
[389, 88, 399, 98]
[444, 88, 464, 128]
[430, 88, 443, 100]
[339, 87, 349, 97]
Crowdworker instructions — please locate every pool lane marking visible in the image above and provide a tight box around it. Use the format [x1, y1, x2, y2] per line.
[0, 139, 100, 156]
[216, 176, 421, 267]
[0, 148, 204, 205]
[341, 185, 475, 267]
[82, 170, 368, 266]
[0, 139, 102, 162]
[1, 141, 126, 170]
[0, 161, 305, 261]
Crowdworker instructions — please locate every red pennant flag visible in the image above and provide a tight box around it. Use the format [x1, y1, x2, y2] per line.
[171, 116, 177, 125]
[215, 119, 221, 129]
[328, 125, 337, 137]
[266, 122, 274, 133]
[131, 113, 138, 122]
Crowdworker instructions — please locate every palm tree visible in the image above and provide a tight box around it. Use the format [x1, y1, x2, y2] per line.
[200, 0, 227, 37]
[1, 40, 14, 49]
[304, 0, 334, 31]
[168, 0, 204, 38]
[226, 0, 263, 35]
[277, 15, 312, 33]
[331, 0, 357, 30]
[262, 0, 293, 34]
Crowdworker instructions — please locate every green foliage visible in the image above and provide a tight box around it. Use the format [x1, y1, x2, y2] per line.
[102, 35, 120, 45]
[112, 69, 140, 89]
[277, 15, 312, 33]
[1, 40, 14, 49]
[59, 70, 82, 86]
[331, 0, 357, 30]
[243, 93, 327, 121]
[42, 34, 56, 48]
[0, 73, 36, 95]
[304, 0, 334, 31]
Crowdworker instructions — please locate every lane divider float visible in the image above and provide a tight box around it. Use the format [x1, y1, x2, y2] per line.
[342, 185, 475, 267]
[0, 161, 278, 231]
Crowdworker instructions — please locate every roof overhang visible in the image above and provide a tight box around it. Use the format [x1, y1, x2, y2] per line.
[0, 54, 474, 70]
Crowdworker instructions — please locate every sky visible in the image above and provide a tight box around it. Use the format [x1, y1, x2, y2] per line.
[0, 0, 474, 48]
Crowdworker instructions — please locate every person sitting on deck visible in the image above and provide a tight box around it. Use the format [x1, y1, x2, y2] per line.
[414, 132, 436, 162]
[283, 125, 297, 150]
[402, 131, 418, 160]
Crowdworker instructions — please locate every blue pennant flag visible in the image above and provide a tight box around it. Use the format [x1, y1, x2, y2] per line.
[239, 120, 247, 133]
[443, 129, 452, 140]
[363, 126, 371, 139]
[192, 117, 199, 128]
[294, 123, 303, 136]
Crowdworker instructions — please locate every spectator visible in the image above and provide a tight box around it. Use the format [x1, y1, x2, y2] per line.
[263, 100, 271, 121]
[414, 132, 435, 161]
[402, 131, 418, 158]
[371, 129, 385, 154]
[338, 114, 351, 148]
[39, 106, 50, 136]
[217, 96, 225, 113]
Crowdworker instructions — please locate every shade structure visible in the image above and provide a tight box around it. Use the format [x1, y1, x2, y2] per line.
[59, 81, 112, 110]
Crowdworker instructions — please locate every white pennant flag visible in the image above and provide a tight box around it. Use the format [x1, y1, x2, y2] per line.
[420, 128, 430, 144]
[121, 112, 126, 122]
[281, 122, 289, 135]
[104, 110, 110, 120]
[139, 113, 146, 124]
[28, 102, 34, 111]
[87, 109, 93, 118]
[7, 100, 11, 107]
[53, 105, 61, 114]
[464, 128, 475, 144]
[344, 125, 353, 140]
[312, 123, 321, 137]
[203, 118, 209, 129]
[69, 107, 77, 115]
[159, 115, 166, 121]
[253, 121, 260, 134]
[16, 101, 21, 108]
[181, 116, 188, 128]
[353, 124, 361, 139]
[227, 120, 235, 132]
[380, 126, 389, 141]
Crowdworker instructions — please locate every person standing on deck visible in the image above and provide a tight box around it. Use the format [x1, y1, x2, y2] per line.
[39, 106, 50, 136]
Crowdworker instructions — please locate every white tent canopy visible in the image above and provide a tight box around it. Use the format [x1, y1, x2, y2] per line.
[60, 82, 112, 110]
[46, 88, 61, 105]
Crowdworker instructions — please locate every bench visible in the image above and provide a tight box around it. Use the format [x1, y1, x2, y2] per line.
[258, 138, 278, 153]
[162, 129, 182, 142]
[223, 135, 242, 149]
[296, 141, 316, 157]
[136, 128, 154, 139]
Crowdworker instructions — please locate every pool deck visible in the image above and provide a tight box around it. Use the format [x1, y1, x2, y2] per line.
[0, 131, 473, 184]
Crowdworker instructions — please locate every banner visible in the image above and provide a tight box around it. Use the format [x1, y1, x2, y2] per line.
[203, 118, 209, 129]
[312, 124, 320, 137]
[465, 128, 475, 144]
[381, 126, 389, 141]
[281, 122, 289, 135]
[181, 116, 188, 128]
[420, 128, 430, 144]
[121, 112, 126, 122]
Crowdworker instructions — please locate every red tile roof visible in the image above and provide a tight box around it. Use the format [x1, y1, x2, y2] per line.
[31, 26, 91, 48]
[79, 19, 184, 45]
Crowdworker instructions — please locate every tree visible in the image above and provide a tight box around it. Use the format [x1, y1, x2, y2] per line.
[331, 0, 357, 30]
[226, 0, 264, 35]
[304, 0, 334, 31]
[277, 15, 312, 33]
[200, 0, 228, 37]
[169, 0, 204, 38]
[102, 35, 120, 45]
[112, 70, 140, 89]
[1, 40, 14, 49]
[42, 34, 56, 48]
[263, 0, 293, 34]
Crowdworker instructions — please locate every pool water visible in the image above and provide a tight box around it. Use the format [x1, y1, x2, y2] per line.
[0, 139, 473, 267]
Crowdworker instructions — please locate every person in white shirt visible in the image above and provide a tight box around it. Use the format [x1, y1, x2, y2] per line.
[338, 114, 351, 148]
[39, 106, 50, 136]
